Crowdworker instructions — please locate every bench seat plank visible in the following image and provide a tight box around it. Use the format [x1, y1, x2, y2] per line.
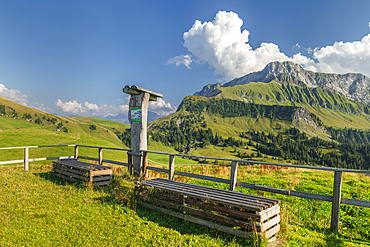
[136, 178, 281, 242]
[140, 178, 279, 211]
[155, 178, 280, 204]
[53, 159, 113, 186]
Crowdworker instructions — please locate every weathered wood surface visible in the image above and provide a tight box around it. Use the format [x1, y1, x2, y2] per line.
[147, 166, 169, 173]
[229, 161, 238, 191]
[140, 201, 252, 239]
[237, 181, 333, 202]
[169, 155, 175, 180]
[155, 192, 262, 221]
[53, 159, 112, 186]
[24, 147, 29, 171]
[139, 178, 280, 211]
[138, 194, 260, 231]
[103, 159, 128, 167]
[173, 171, 230, 184]
[76, 156, 99, 162]
[54, 159, 111, 171]
[331, 171, 342, 231]
[136, 178, 281, 241]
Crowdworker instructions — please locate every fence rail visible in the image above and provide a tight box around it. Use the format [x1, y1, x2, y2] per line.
[1, 144, 370, 232]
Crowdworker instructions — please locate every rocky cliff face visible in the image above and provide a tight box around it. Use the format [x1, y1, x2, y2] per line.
[292, 107, 326, 134]
[194, 61, 370, 104]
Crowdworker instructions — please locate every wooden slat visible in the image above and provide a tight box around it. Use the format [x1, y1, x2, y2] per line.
[289, 191, 332, 202]
[90, 169, 113, 176]
[341, 198, 370, 208]
[103, 159, 128, 166]
[140, 181, 266, 211]
[54, 160, 93, 171]
[94, 180, 112, 186]
[54, 173, 78, 182]
[76, 145, 129, 152]
[53, 164, 88, 176]
[142, 184, 263, 211]
[237, 181, 290, 195]
[142, 179, 267, 207]
[264, 224, 280, 239]
[145, 179, 275, 208]
[174, 171, 230, 184]
[155, 192, 262, 222]
[140, 201, 251, 239]
[54, 159, 111, 170]
[238, 181, 332, 202]
[92, 175, 113, 182]
[138, 194, 261, 231]
[260, 215, 280, 232]
[157, 178, 280, 204]
[78, 156, 100, 162]
[259, 205, 280, 222]
[53, 167, 88, 181]
[147, 166, 169, 173]
[0, 159, 24, 165]
[142, 179, 278, 210]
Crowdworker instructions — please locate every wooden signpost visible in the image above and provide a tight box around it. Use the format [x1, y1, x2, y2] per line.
[123, 85, 163, 177]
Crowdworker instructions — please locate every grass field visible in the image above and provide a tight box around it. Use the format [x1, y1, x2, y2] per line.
[1, 161, 369, 246]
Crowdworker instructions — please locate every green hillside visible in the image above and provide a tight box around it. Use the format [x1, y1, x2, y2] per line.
[0, 96, 134, 163]
[0, 96, 182, 165]
[145, 80, 370, 170]
[217, 81, 370, 129]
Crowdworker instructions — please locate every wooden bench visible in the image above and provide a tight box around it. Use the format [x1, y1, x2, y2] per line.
[53, 159, 113, 186]
[135, 178, 281, 242]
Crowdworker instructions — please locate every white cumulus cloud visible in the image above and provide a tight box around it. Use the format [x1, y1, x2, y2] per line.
[293, 34, 370, 76]
[169, 11, 370, 80]
[166, 54, 193, 69]
[293, 43, 301, 49]
[169, 11, 289, 80]
[0, 84, 28, 105]
[55, 99, 118, 117]
[149, 98, 177, 117]
[55, 98, 176, 119]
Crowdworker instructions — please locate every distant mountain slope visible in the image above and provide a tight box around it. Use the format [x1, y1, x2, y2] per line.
[194, 61, 370, 104]
[0, 95, 130, 149]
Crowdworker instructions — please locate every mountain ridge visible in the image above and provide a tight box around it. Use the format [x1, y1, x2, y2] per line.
[194, 61, 370, 104]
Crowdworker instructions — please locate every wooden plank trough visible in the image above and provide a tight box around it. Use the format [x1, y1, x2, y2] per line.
[136, 178, 281, 242]
[53, 159, 113, 186]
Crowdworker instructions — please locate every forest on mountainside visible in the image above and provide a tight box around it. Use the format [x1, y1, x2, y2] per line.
[115, 97, 370, 170]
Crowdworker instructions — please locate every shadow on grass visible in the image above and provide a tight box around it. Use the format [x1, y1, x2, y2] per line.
[323, 230, 370, 247]
[286, 221, 370, 247]
[134, 204, 259, 246]
[93, 174, 260, 246]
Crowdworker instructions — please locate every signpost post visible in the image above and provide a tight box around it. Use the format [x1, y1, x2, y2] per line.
[123, 85, 163, 177]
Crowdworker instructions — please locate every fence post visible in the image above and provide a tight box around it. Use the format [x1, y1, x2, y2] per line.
[169, 155, 175, 180]
[99, 148, 103, 165]
[331, 171, 342, 232]
[24, 147, 29, 171]
[142, 151, 148, 178]
[128, 152, 133, 175]
[229, 161, 238, 191]
[74, 145, 79, 159]
[123, 85, 163, 177]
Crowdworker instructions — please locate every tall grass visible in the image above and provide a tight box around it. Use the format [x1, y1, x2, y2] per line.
[1, 160, 370, 246]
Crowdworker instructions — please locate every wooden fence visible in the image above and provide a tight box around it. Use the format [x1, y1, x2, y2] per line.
[1, 144, 370, 232]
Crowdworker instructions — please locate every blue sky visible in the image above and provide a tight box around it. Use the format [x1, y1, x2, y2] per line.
[1, 0, 370, 119]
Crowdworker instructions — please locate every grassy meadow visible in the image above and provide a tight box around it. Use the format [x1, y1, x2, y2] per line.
[1, 159, 370, 246]
[1, 95, 370, 246]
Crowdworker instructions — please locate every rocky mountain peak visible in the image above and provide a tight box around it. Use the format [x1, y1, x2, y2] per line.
[193, 61, 370, 104]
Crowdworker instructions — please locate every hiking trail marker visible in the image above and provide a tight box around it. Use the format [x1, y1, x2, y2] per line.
[123, 85, 163, 177]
